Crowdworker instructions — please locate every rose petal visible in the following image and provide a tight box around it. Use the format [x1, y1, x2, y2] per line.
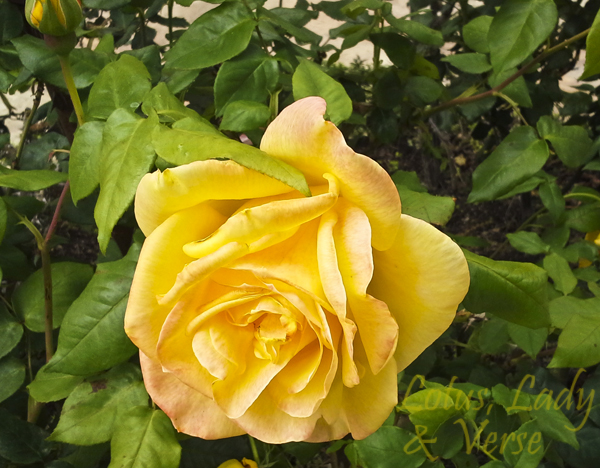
[135, 160, 294, 236]
[158, 284, 266, 396]
[231, 220, 326, 304]
[260, 96, 401, 250]
[212, 332, 303, 419]
[182, 174, 339, 259]
[140, 351, 245, 439]
[333, 200, 398, 375]
[125, 203, 225, 359]
[369, 214, 470, 371]
[271, 346, 338, 418]
[316, 210, 359, 387]
[317, 342, 398, 440]
[233, 391, 320, 444]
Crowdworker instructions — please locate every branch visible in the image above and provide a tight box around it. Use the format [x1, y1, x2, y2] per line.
[423, 28, 591, 118]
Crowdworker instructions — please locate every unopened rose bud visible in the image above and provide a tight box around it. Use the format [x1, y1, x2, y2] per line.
[217, 459, 258, 468]
[25, 0, 82, 37]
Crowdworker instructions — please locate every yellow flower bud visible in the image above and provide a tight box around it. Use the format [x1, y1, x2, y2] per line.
[217, 459, 258, 468]
[25, 0, 82, 36]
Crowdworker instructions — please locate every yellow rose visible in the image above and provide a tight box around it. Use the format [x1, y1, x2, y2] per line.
[125, 97, 470, 443]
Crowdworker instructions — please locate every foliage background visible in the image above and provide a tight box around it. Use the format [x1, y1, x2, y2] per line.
[2, 0, 600, 467]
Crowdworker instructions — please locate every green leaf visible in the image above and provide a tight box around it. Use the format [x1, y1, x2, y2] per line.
[401, 388, 461, 435]
[293, 59, 352, 125]
[581, 7, 600, 79]
[0, 1, 23, 44]
[341, 23, 375, 50]
[0, 168, 67, 191]
[95, 109, 158, 253]
[341, 0, 383, 18]
[430, 418, 464, 459]
[468, 126, 549, 203]
[87, 54, 151, 121]
[549, 295, 600, 329]
[220, 100, 271, 132]
[391, 171, 427, 192]
[477, 318, 510, 354]
[214, 48, 279, 116]
[488, 0, 557, 72]
[12, 36, 110, 89]
[543, 253, 577, 295]
[21, 132, 69, 171]
[49, 363, 148, 445]
[529, 394, 579, 448]
[370, 33, 415, 69]
[489, 68, 532, 108]
[549, 313, 600, 368]
[0, 408, 48, 464]
[44, 248, 139, 376]
[396, 186, 455, 226]
[491, 383, 531, 414]
[442, 53, 492, 74]
[564, 203, 600, 232]
[405, 76, 442, 105]
[28, 364, 83, 403]
[108, 407, 181, 468]
[539, 180, 565, 223]
[0, 357, 25, 403]
[537, 116, 594, 168]
[463, 250, 550, 329]
[13, 262, 94, 333]
[70, 121, 105, 204]
[384, 14, 444, 46]
[152, 123, 310, 196]
[258, 7, 321, 44]
[503, 420, 545, 468]
[507, 322, 548, 358]
[124, 45, 161, 85]
[0, 303, 22, 360]
[142, 82, 202, 123]
[165, 3, 255, 70]
[462, 15, 492, 54]
[353, 426, 426, 468]
[506, 231, 550, 255]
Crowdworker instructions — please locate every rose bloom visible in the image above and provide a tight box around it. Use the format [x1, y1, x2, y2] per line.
[125, 97, 469, 443]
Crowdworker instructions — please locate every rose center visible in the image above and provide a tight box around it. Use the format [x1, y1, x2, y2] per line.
[249, 308, 299, 363]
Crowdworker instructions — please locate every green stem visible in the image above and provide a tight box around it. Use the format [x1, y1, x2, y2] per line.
[58, 55, 85, 126]
[138, 8, 147, 47]
[493, 91, 528, 126]
[564, 192, 600, 204]
[168, 0, 174, 47]
[248, 435, 261, 466]
[373, 12, 382, 70]
[424, 27, 591, 118]
[15, 82, 44, 166]
[269, 89, 280, 122]
[0, 92, 14, 113]
[490, 206, 546, 259]
[41, 244, 54, 362]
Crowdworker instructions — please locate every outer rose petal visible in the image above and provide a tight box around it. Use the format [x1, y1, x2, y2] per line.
[369, 214, 470, 371]
[125, 203, 225, 359]
[233, 391, 320, 444]
[308, 342, 398, 441]
[260, 96, 401, 251]
[135, 160, 294, 236]
[139, 351, 245, 439]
